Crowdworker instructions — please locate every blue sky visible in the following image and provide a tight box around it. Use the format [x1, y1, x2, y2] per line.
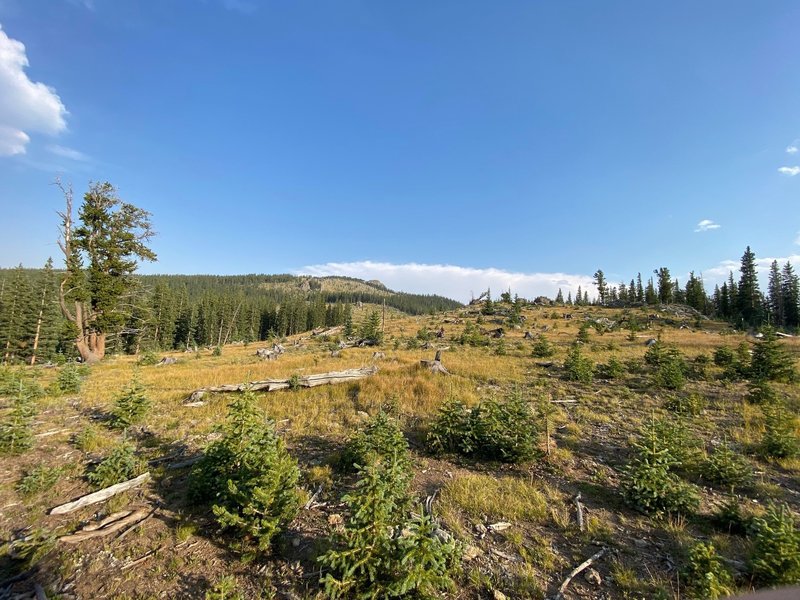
[0, 0, 798, 301]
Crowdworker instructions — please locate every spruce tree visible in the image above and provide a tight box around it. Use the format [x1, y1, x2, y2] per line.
[654, 267, 673, 304]
[738, 247, 763, 326]
[555, 288, 564, 304]
[781, 262, 799, 330]
[593, 270, 608, 305]
[636, 273, 645, 302]
[767, 261, 784, 327]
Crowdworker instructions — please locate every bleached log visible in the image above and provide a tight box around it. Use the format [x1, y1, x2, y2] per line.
[185, 366, 379, 403]
[58, 509, 148, 543]
[49, 473, 150, 515]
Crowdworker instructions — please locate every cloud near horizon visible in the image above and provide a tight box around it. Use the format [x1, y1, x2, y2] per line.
[297, 261, 596, 302]
[0, 24, 67, 156]
[778, 166, 800, 176]
[695, 219, 721, 232]
[702, 254, 800, 288]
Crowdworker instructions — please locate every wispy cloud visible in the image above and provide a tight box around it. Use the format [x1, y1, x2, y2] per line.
[46, 144, 89, 162]
[0, 24, 67, 156]
[297, 260, 595, 302]
[778, 166, 800, 176]
[694, 219, 721, 233]
[795, 232, 800, 246]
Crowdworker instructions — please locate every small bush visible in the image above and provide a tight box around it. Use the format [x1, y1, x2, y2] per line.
[713, 346, 735, 367]
[136, 350, 160, 366]
[750, 327, 796, 383]
[563, 344, 593, 383]
[427, 399, 474, 455]
[748, 503, 800, 585]
[51, 361, 86, 395]
[595, 357, 625, 379]
[712, 495, 751, 535]
[652, 351, 687, 391]
[531, 336, 554, 358]
[459, 322, 488, 347]
[469, 391, 539, 463]
[87, 440, 144, 489]
[205, 576, 245, 600]
[341, 411, 410, 472]
[110, 374, 151, 429]
[319, 454, 460, 599]
[681, 542, 734, 600]
[16, 465, 64, 496]
[189, 391, 301, 553]
[760, 402, 799, 459]
[747, 380, 778, 405]
[702, 442, 753, 490]
[621, 418, 700, 517]
[0, 385, 36, 455]
[664, 393, 705, 416]
[576, 324, 591, 343]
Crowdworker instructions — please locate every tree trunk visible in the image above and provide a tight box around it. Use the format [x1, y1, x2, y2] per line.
[30, 285, 47, 366]
[76, 332, 105, 363]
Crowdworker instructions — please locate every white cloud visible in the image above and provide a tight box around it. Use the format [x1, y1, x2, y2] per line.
[296, 260, 596, 303]
[694, 219, 721, 233]
[778, 166, 800, 176]
[795, 232, 800, 246]
[787, 146, 798, 154]
[47, 144, 88, 161]
[0, 24, 67, 156]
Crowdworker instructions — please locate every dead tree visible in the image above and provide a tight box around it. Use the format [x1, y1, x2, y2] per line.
[420, 350, 449, 375]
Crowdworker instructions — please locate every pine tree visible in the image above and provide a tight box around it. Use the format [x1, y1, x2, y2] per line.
[593, 270, 608, 305]
[566, 291, 572, 305]
[781, 262, 799, 330]
[555, 288, 564, 304]
[636, 273, 645, 302]
[645, 278, 658, 305]
[576, 286, 583, 306]
[654, 267, 673, 304]
[342, 303, 354, 337]
[738, 247, 763, 326]
[685, 271, 707, 313]
[56, 181, 157, 362]
[1, 265, 33, 364]
[767, 261, 784, 327]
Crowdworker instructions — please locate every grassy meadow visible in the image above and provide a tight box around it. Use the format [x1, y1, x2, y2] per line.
[1, 302, 799, 599]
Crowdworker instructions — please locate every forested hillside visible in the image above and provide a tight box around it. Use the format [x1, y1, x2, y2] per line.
[0, 267, 461, 364]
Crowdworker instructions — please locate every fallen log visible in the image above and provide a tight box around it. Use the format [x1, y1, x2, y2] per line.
[185, 366, 379, 403]
[49, 473, 151, 515]
[59, 508, 149, 543]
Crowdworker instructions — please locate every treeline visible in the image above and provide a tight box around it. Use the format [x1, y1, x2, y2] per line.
[0, 268, 460, 363]
[573, 246, 799, 330]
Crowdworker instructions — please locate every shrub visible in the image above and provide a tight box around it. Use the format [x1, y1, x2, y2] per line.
[531, 336, 554, 358]
[459, 321, 487, 347]
[621, 418, 700, 517]
[760, 401, 799, 459]
[0, 368, 43, 399]
[16, 465, 64, 496]
[563, 344, 593, 383]
[750, 327, 796, 382]
[702, 442, 753, 490]
[664, 393, 705, 416]
[189, 392, 301, 553]
[748, 503, 800, 585]
[713, 346, 735, 367]
[319, 454, 460, 599]
[576, 324, 591, 343]
[681, 542, 734, 600]
[712, 495, 751, 535]
[427, 399, 474, 455]
[469, 391, 539, 463]
[87, 440, 144, 489]
[110, 374, 151, 429]
[136, 350, 160, 366]
[428, 392, 539, 464]
[0, 384, 36, 455]
[51, 361, 86, 395]
[652, 351, 687, 391]
[341, 411, 410, 472]
[747, 380, 778, 405]
[212, 345, 222, 357]
[688, 353, 710, 380]
[595, 357, 625, 379]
